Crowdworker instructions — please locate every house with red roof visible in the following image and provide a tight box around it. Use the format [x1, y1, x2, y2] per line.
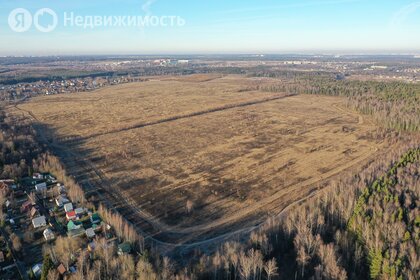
[66, 210, 77, 220]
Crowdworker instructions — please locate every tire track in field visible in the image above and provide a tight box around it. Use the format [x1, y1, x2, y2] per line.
[63, 93, 297, 142]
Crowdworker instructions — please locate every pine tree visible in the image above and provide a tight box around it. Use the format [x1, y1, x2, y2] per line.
[41, 254, 54, 280]
[369, 249, 383, 280]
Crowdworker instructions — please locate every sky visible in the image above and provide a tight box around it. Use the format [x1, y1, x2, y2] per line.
[0, 0, 419, 55]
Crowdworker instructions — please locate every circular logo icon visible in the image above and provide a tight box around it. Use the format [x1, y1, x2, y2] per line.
[34, 8, 58, 33]
[8, 8, 32, 32]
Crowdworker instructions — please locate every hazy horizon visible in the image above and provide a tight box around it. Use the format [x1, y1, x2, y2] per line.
[1, 52, 420, 58]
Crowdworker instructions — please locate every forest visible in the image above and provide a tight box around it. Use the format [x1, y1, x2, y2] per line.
[0, 108, 41, 179]
[255, 73, 420, 132]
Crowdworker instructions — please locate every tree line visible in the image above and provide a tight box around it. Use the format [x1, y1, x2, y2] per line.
[0, 109, 41, 179]
[255, 74, 420, 132]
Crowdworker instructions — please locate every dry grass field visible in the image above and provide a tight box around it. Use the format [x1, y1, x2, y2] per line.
[16, 75, 385, 244]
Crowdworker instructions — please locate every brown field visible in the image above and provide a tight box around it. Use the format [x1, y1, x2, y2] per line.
[16, 75, 384, 245]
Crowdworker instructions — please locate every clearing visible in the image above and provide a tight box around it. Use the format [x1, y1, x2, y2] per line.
[14, 75, 384, 245]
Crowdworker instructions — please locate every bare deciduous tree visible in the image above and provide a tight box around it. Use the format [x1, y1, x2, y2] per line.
[264, 258, 278, 280]
[186, 200, 194, 214]
[136, 259, 158, 280]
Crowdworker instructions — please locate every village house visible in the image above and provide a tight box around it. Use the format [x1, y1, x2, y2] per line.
[64, 203, 73, 213]
[32, 216, 47, 229]
[85, 228, 96, 239]
[67, 220, 82, 232]
[55, 195, 70, 207]
[117, 242, 132, 256]
[0, 179, 15, 195]
[57, 184, 67, 194]
[90, 213, 101, 224]
[33, 172, 56, 181]
[43, 228, 55, 241]
[75, 207, 85, 217]
[35, 182, 47, 193]
[66, 210, 77, 221]
[21, 200, 33, 213]
[32, 173, 43, 180]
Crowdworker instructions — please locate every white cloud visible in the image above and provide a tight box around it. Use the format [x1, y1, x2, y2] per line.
[218, 0, 363, 15]
[142, 0, 156, 16]
[390, 2, 420, 29]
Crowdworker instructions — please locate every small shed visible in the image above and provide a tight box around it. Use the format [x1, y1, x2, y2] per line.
[57, 263, 66, 275]
[32, 216, 47, 229]
[88, 241, 96, 252]
[43, 228, 55, 241]
[32, 263, 43, 278]
[30, 207, 39, 218]
[64, 203, 73, 213]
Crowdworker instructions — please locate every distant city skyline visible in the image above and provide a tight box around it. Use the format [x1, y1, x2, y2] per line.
[0, 0, 419, 55]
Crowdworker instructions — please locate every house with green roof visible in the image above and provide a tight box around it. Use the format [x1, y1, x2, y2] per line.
[117, 242, 132, 255]
[67, 220, 82, 232]
[90, 213, 101, 224]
